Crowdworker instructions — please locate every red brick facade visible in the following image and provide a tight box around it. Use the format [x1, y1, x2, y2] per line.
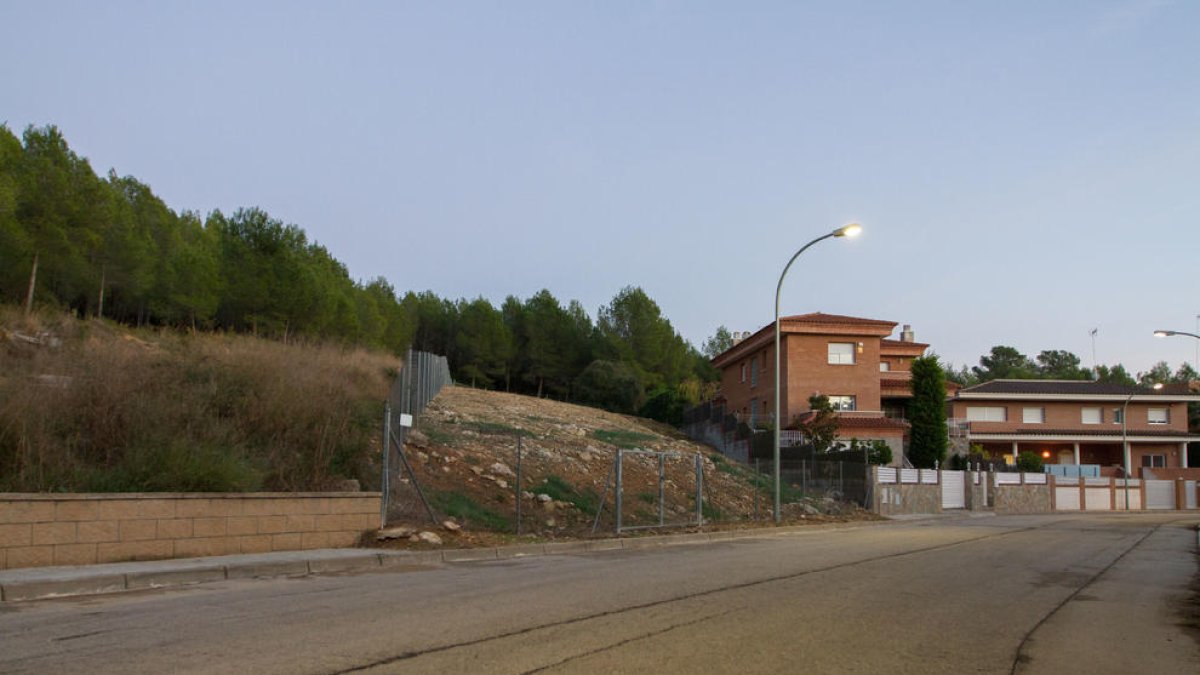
[712, 313, 926, 448]
[949, 380, 1199, 476]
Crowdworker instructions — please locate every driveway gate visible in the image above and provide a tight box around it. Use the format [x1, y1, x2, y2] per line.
[1144, 480, 1175, 510]
[941, 470, 965, 509]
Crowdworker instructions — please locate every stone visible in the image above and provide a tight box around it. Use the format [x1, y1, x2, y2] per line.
[490, 462, 515, 477]
[377, 526, 417, 540]
[417, 531, 443, 545]
[537, 493, 552, 503]
[542, 501, 556, 512]
[470, 466, 484, 476]
[545, 518, 557, 527]
[522, 491, 536, 500]
[417, 451, 429, 462]
[442, 520, 462, 532]
[406, 429, 429, 448]
[495, 479, 508, 489]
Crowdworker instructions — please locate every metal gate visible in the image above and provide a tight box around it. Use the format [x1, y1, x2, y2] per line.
[941, 470, 966, 509]
[1144, 480, 1175, 510]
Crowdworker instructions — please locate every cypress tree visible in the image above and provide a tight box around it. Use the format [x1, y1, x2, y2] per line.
[907, 355, 948, 468]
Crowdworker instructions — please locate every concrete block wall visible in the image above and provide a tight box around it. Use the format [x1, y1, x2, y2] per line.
[0, 493, 380, 570]
[873, 483, 941, 515]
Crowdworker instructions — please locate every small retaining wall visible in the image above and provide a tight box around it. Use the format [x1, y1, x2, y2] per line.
[874, 483, 941, 515]
[0, 492, 380, 570]
[993, 484, 1052, 514]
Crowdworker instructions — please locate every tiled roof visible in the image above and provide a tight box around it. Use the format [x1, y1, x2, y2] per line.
[960, 380, 1166, 397]
[880, 338, 930, 349]
[968, 428, 1199, 439]
[834, 416, 910, 430]
[780, 312, 896, 327]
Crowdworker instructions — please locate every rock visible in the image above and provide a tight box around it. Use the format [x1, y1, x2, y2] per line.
[522, 491, 536, 500]
[495, 479, 508, 489]
[417, 451, 429, 463]
[470, 466, 484, 476]
[490, 462, 515, 477]
[542, 501, 556, 512]
[537, 493, 552, 503]
[406, 429, 429, 448]
[442, 520, 462, 532]
[442, 466, 451, 473]
[377, 526, 417, 541]
[417, 531, 443, 545]
[545, 518, 557, 528]
[802, 503, 821, 516]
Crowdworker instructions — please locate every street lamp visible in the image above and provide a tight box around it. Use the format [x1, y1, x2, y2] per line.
[773, 222, 863, 523]
[1122, 382, 1163, 509]
[1154, 329, 1200, 374]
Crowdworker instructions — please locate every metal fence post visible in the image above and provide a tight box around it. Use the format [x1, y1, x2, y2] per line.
[755, 458, 761, 520]
[515, 431, 523, 536]
[695, 453, 704, 525]
[658, 453, 665, 526]
[381, 401, 391, 529]
[615, 449, 623, 534]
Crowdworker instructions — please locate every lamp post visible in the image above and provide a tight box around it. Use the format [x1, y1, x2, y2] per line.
[1122, 382, 1163, 509]
[1154, 329, 1200, 374]
[773, 222, 862, 523]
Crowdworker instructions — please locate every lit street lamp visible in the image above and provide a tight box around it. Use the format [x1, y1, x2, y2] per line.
[1122, 382, 1163, 509]
[773, 222, 862, 523]
[1153, 328, 1200, 375]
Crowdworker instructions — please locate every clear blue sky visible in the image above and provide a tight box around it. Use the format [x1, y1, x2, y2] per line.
[3, 1, 1198, 374]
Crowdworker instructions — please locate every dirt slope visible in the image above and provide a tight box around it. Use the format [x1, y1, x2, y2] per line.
[382, 386, 874, 546]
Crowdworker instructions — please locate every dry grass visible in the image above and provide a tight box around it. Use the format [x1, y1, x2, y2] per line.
[0, 305, 399, 492]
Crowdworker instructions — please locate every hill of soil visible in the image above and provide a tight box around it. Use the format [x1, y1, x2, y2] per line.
[378, 386, 877, 548]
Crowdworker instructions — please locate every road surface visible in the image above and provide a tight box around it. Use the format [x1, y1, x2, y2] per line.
[1, 513, 1197, 673]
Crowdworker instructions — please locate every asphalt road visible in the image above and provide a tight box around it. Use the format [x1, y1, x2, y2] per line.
[2, 513, 1197, 674]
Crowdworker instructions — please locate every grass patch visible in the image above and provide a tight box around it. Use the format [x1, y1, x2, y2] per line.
[637, 491, 657, 504]
[538, 474, 599, 513]
[421, 427, 455, 446]
[590, 429, 657, 449]
[702, 501, 723, 521]
[462, 420, 522, 436]
[431, 490, 511, 531]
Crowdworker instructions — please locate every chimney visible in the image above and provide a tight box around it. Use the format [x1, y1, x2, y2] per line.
[732, 331, 746, 345]
[901, 324, 914, 342]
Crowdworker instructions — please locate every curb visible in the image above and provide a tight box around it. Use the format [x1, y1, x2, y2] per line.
[0, 519, 887, 603]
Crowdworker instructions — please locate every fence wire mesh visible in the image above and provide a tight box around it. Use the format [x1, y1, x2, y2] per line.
[382, 349, 452, 526]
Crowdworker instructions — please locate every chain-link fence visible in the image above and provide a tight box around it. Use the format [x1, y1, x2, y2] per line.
[381, 349, 452, 527]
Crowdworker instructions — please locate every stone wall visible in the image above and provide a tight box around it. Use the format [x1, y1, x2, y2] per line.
[0, 492, 379, 570]
[993, 484, 1052, 514]
[873, 483, 941, 516]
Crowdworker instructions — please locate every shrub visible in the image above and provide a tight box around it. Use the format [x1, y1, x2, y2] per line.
[1016, 451, 1044, 473]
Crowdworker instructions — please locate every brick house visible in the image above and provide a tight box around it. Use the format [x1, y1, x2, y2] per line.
[949, 380, 1200, 476]
[710, 313, 927, 457]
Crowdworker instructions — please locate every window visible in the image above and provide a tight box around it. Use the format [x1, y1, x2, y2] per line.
[750, 357, 758, 387]
[1148, 408, 1169, 425]
[966, 406, 1006, 422]
[1112, 408, 1123, 424]
[1081, 407, 1102, 424]
[1140, 454, 1166, 468]
[879, 362, 890, 372]
[828, 395, 856, 411]
[1022, 407, 1044, 424]
[740, 362, 746, 383]
[828, 342, 856, 365]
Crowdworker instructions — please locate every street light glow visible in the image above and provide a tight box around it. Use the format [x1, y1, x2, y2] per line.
[1153, 330, 1172, 337]
[834, 223, 863, 238]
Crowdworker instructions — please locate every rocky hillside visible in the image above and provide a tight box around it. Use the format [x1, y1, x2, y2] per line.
[381, 386, 872, 545]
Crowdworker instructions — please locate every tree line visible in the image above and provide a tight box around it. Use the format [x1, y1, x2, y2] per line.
[944, 345, 1198, 389]
[0, 124, 713, 418]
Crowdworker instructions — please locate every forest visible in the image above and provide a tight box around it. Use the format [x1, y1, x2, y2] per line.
[0, 125, 714, 419]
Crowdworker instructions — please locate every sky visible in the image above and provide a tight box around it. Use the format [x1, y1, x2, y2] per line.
[2, 1, 1198, 374]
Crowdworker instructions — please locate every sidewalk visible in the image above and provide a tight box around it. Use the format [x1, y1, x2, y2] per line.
[0, 520, 888, 602]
